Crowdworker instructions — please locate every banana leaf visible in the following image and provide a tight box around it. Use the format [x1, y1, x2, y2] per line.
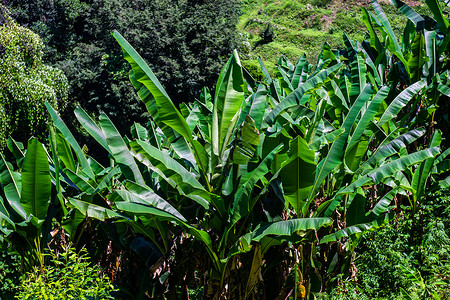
[21, 138, 51, 221]
[368, 147, 440, 183]
[246, 217, 333, 242]
[280, 136, 316, 216]
[113, 31, 205, 173]
[265, 63, 343, 124]
[69, 198, 120, 221]
[212, 50, 245, 158]
[45, 102, 95, 180]
[0, 155, 25, 219]
[357, 127, 426, 174]
[111, 182, 186, 222]
[99, 113, 145, 186]
[230, 144, 283, 224]
[320, 213, 393, 244]
[74, 106, 111, 154]
[306, 84, 374, 216]
[129, 140, 211, 209]
[411, 130, 441, 205]
[378, 80, 426, 127]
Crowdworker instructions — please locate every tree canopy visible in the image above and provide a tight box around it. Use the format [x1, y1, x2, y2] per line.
[6, 0, 242, 133]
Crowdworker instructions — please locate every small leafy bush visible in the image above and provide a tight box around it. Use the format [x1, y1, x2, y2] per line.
[0, 251, 21, 299]
[326, 191, 450, 299]
[15, 247, 116, 300]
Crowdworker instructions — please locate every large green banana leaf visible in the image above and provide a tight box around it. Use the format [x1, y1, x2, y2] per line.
[230, 144, 283, 224]
[247, 84, 268, 131]
[0, 195, 15, 228]
[45, 102, 95, 180]
[291, 54, 309, 89]
[378, 80, 426, 127]
[368, 147, 440, 183]
[361, 7, 383, 54]
[305, 97, 327, 144]
[99, 113, 145, 186]
[411, 130, 441, 205]
[340, 147, 440, 194]
[21, 138, 51, 221]
[111, 181, 186, 222]
[0, 155, 25, 219]
[49, 127, 66, 215]
[244, 217, 333, 243]
[357, 127, 426, 174]
[424, 30, 437, 78]
[65, 169, 96, 195]
[93, 166, 121, 193]
[344, 86, 389, 171]
[115, 201, 221, 272]
[390, 0, 424, 27]
[212, 50, 245, 158]
[371, 0, 409, 73]
[347, 86, 389, 150]
[129, 140, 211, 209]
[320, 213, 393, 244]
[349, 52, 368, 102]
[6, 137, 25, 167]
[113, 31, 206, 175]
[407, 32, 428, 81]
[425, 0, 449, 33]
[367, 189, 397, 218]
[69, 198, 120, 221]
[74, 106, 111, 154]
[231, 116, 260, 164]
[54, 131, 76, 173]
[280, 136, 316, 216]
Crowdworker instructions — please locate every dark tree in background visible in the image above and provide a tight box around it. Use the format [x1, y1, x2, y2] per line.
[4, 0, 241, 133]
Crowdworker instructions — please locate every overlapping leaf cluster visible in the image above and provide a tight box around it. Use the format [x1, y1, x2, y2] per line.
[0, 0, 449, 298]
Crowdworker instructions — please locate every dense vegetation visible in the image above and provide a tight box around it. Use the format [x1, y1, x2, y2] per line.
[5, 0, 241, 135]
[0, 0, 449, 299]
[237, 0, 432, 74]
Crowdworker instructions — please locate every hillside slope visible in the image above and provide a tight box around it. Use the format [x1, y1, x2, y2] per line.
[238, 0, 428, 75]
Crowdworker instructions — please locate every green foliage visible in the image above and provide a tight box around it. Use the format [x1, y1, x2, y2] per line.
[238, 0, 430, 75]
[0, 252, 21, 299]
[315, 189, 450, 299]
[15, 247, 116, 300]
[0, 0, 449, 298]
[6, 0, 242, 136]
[0, 7, 68, 149]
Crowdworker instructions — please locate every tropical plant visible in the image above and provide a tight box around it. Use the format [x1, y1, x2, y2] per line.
[0, 137, 54, 270]
[57, 21, 446, 296]
[1, 0, 449, 298]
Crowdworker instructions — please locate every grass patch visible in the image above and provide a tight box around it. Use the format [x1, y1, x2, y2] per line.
[238, 0, 430, 74]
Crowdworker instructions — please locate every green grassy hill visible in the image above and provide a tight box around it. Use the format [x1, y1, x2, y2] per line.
[238, 0, 429, 75]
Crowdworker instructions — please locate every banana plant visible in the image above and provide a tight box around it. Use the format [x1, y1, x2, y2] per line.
[256, 31, 446, 293]
[34, 32, 333, 298]
[0, 137, 52, 270]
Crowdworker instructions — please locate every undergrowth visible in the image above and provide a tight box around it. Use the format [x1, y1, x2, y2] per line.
[315, 188, 450, 299]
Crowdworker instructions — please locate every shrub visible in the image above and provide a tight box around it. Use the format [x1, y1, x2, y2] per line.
[0, 252, 21, 299]
[15, 247, 116, 300]
[0, 6, 68, 149]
